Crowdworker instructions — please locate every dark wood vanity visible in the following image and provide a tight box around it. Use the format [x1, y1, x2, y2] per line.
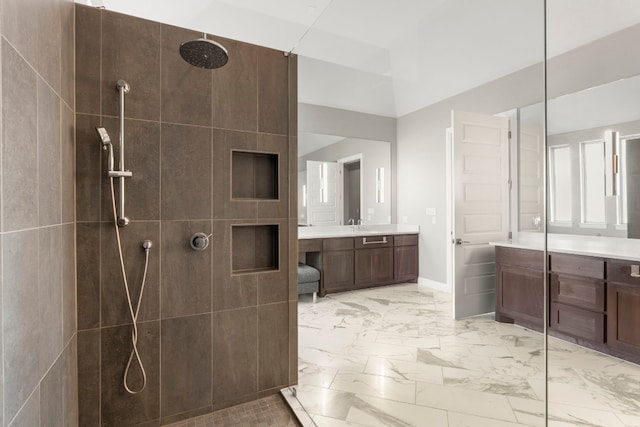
[495, 245, 640, 364]
[299, 234, 418, 296]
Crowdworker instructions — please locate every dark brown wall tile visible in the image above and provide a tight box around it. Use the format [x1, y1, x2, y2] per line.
[288, 54, 298, 137]
[101, 221, 160, 327]
[288, 218, 299, 302]
[38, 226, 63, 376]
[3, 230, 41, 423]
[289, 300, 298, 385]
[75, 5, 101, 115]
[62, 223, 76, 343]
[61, 103, 75, 223]
[212, 37, 257, 132]
[102, 10, 161, 121]
[101, 321, 160, 426]
[257, 133, 288, 219]
[212, 220, 257, 311]
[9, 386, 40, 427]
[161, 25, 212, 126]
[41, 351, 65, 427]
[257, 221, 287, 305]
[160, 314, 212, 418]
[38, 78, 62, 226]
[288, 136, 298, 220]
[100, 117, 161, 222]
[257, 48, 288, 135]
[36, 0, 62, 94]
[78, 329, 101, 427]
[76, 114, 103, 222]
[0, 0, 38, 67]
[160, 124, 212, 220]
[63, 335, 79, 426]
[160, 221, 212, 318]
[258, 302, 289, 391]
[77, 222, 101, 330]
[213, 307, 257, 404]
[2, 40, 38, 231]
[60, 0, 75, 107]
[212, 129, 257, 220]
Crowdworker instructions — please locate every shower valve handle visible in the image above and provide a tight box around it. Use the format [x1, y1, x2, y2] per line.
[190, 232, 212, 251]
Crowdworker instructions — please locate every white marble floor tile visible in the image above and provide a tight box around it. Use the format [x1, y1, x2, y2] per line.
[415, 382, 518, 422]
[293, 283, 640, 427]
[330, 372, 417, 404]
[447, 411, 532, 427]
[346, 394, 448, 427]
[312, 414, 369, 427]
[365, 356, 444, 385]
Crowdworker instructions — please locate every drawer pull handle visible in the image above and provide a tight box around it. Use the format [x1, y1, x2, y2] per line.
[631, 265, 640, 278]
[363, 237, 387, 245]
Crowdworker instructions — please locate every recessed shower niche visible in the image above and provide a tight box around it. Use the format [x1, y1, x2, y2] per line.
[232, 224, 279, 273]
[231, 150, 279, 200]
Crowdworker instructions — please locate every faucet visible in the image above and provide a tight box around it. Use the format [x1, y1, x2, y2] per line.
[357, 219, 365, 231]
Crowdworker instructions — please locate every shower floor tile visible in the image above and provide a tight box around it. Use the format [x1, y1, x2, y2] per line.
[163, 394, 300, 427]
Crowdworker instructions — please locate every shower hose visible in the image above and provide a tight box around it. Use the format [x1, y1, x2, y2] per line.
[109, 178, 149, 394]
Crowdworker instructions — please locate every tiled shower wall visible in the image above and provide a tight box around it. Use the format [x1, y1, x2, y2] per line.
[0, 0, 77, 425]
[75, 5, 297, 426]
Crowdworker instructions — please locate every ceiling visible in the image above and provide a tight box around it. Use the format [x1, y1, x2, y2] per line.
[78, 0, 640, 118]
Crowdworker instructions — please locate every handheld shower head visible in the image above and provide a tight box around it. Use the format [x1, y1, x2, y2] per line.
[95, 127, 115, 172]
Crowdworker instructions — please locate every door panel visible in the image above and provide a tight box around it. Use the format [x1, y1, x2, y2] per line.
[451, 110, 510, 319]
[306, 160, 344, 226]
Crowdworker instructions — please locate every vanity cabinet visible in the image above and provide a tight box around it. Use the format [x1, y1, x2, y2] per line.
[354, 236, 394, 286]
[549, 253, 606, 344]
[393, 234, 419, 282]
[300, 233, 419, 296]
[495, 245, 640, 364]
[607, 260, 640, 357]
[322, 238, 355, 293]
[495, 246, 544, 330]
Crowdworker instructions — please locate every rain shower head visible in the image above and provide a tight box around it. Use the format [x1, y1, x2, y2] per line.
[179, 36, 228, 69]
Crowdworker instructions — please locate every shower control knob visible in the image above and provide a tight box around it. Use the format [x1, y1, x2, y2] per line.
[190, 232, 212, 251]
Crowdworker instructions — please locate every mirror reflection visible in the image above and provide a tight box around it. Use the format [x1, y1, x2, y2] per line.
[519, 74, 640, 237]
[297, 132, 391, 226]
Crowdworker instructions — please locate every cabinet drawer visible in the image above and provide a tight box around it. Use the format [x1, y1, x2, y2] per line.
[323, 237, 354, 251]
[550, 303, 605, 343]
[495, 246, 543, 270]
[550, 253, 604, 279]
[394, 234, 418, 247]
[355, 235, 393, 249]
[607, 260, 640, 286]
[299, 239, 322, 253]
[550, 273, 605, 311]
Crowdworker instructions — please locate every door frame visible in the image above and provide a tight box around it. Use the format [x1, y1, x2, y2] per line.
[338, 153, 364, 223]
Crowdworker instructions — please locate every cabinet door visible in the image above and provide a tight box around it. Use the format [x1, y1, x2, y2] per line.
[495, 264, 544, 330]
[323, 250, 354, 292]
[550, 302, 605, 343]
[394, 245, 418, 282]
[355, 247, 393, 286]
[608, 283, 640, 354]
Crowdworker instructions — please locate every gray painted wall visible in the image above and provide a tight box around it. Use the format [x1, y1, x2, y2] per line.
[397, 23, 640, 285]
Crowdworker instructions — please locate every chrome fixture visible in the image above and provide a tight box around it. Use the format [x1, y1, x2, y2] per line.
[97, 80, 152, 395]
[179, 33, 228, 69]
[190, 232, 212, 251]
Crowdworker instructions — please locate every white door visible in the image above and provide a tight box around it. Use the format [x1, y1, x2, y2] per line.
[306, 160, 344, 226]
[519, 122, 544, 231]
[450, 110, 510, 319]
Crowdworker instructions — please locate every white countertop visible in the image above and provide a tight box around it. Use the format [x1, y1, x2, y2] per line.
[491, 232, 640, 262]
[298, 224, 419, 240]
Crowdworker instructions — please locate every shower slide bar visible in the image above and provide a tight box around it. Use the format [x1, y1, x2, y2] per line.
[110, 79, 132, 227]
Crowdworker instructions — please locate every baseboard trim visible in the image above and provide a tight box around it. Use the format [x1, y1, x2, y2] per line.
[417, 277, 450, 293]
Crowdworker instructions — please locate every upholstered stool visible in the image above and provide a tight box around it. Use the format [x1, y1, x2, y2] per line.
[297, 263, 320, 303]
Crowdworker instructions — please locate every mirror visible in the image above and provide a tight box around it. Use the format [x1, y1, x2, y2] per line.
[518, 74, 640, 237]
[297, 132, 391, 226]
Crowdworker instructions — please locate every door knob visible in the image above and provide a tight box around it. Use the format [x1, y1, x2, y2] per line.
[454, 238, 470, 245]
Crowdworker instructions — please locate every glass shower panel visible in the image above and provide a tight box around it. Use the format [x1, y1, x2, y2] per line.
[545, 2, 640, 425]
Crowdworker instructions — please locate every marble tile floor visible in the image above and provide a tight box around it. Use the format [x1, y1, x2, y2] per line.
[294, 283, 640, 427]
